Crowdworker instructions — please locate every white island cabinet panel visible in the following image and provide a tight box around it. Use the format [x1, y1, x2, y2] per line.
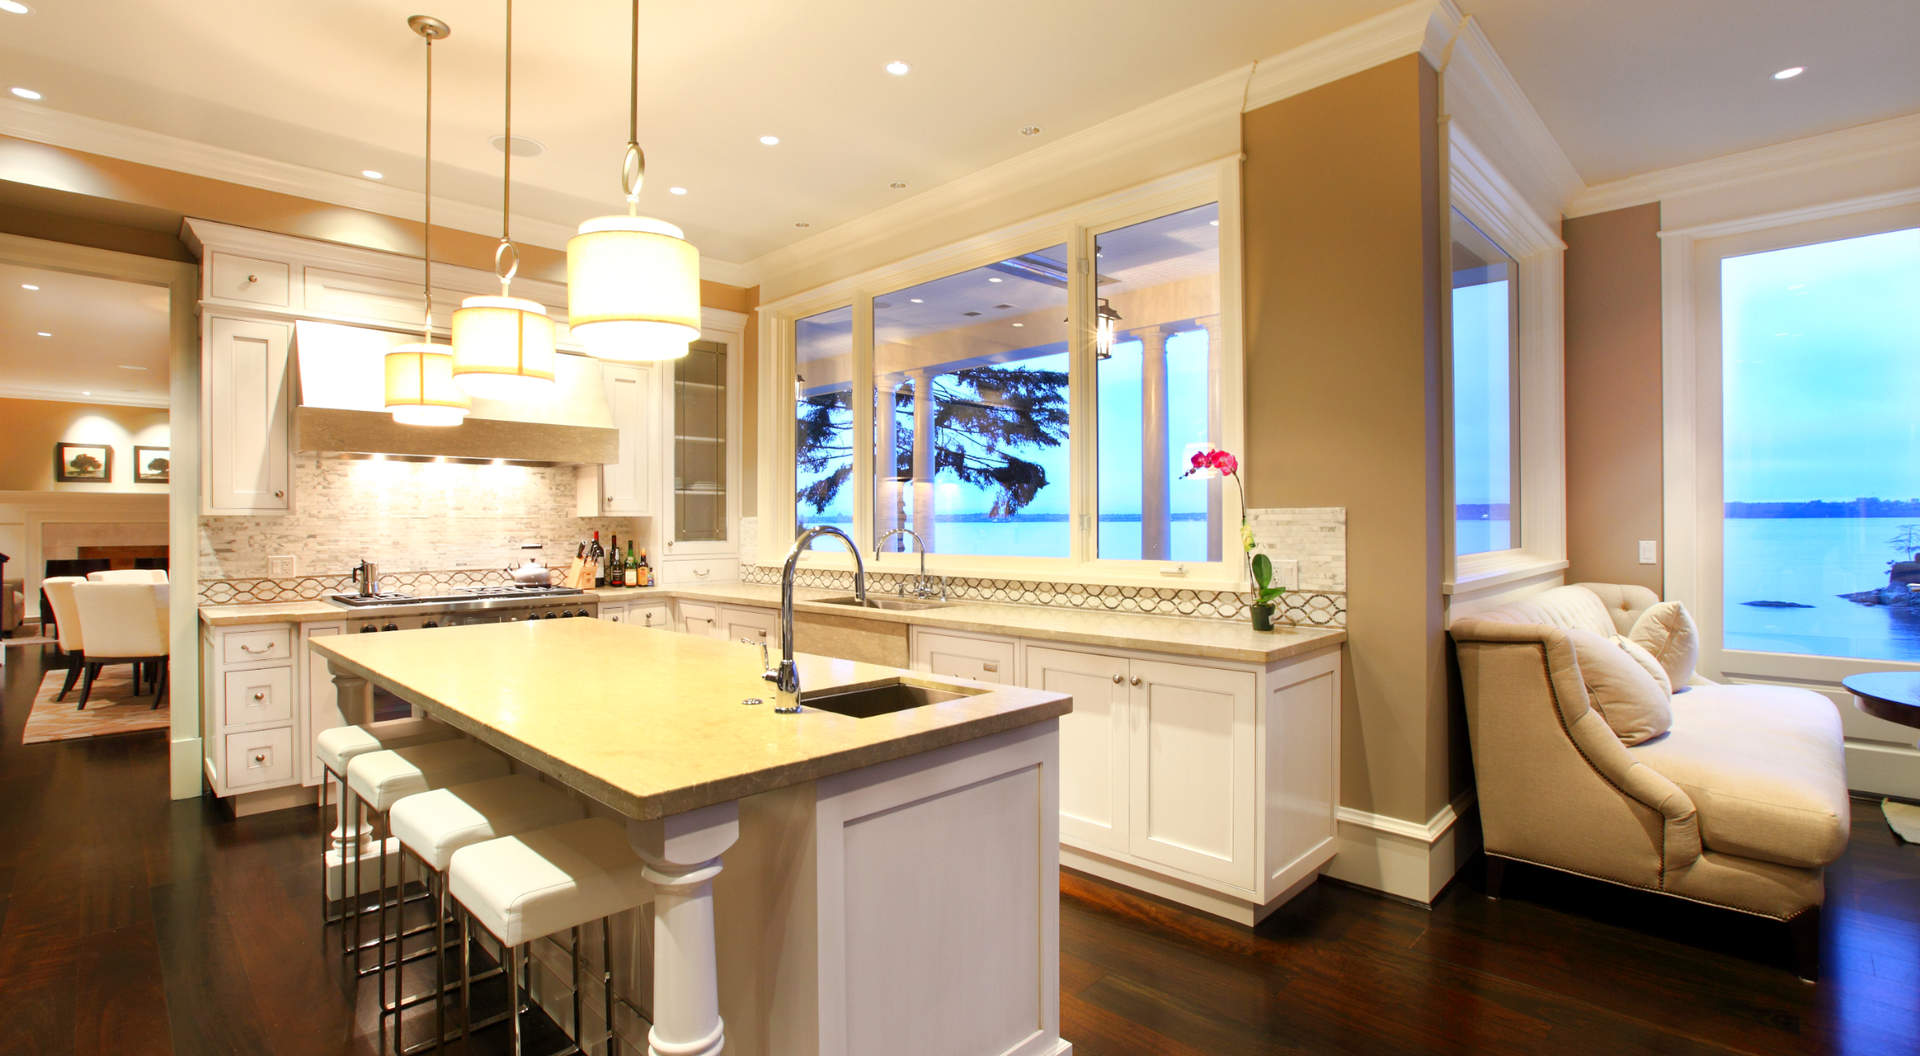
[1024, 645, 1130, 854]
[1128, 659, 1256, 887]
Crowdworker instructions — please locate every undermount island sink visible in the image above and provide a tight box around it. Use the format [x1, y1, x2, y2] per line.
[815, 594, 948, 612]
[800, 679, 979, 718]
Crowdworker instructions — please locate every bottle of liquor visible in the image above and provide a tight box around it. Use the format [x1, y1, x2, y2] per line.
[589, 531, 606, 588]
[637, 547, 652, 587]
[624, 540, 639, 587]
[608, 533, 624, 588]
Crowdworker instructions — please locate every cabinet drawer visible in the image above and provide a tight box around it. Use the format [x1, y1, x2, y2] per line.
[719, 605, 778, 646]
[656, 556, 736, 585]
[912, 629, 1016, 684]
[598, 604, 629, 623]
[222, 626, 293, 665]
[223, 666, 293, 726]
[208, 252, 291, 307]
[223, 726, 296, 790]
[630, 603, 672, 629]
[677, 601, 720, 638]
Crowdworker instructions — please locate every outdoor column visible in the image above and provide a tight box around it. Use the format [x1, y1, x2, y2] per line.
[874, 375, 899, 540]
[1196, 315, 1225, 563]
[911, 370, 936, 549]
[1139, 325, 1172, 561]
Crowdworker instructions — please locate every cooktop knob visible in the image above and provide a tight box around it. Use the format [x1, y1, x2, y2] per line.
[382, 623, 399, 632]
[576, 609, 591, 618]
[359, 625, 378, 634]
[422, 620, 439, 629]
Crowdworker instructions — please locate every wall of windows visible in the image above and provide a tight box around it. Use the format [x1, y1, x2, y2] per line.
[1450, 207, 1519, 558]
[765, 163, 1242, 581]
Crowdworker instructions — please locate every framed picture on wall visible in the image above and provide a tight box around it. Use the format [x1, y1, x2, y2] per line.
[134, 446, 171, 484]
[54, 442, 113, 483]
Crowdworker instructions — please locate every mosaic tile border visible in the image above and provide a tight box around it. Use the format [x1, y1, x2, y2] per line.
[737, 565, 1346, 627]
[198, 568, 513, 605]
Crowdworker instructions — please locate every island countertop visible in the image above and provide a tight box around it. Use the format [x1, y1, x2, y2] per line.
[310, 618, 1070, 821]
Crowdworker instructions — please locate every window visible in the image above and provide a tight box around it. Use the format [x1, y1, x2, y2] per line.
[795, 306, 853, 535]
[872, 246, 1072, 558]
[1721, 226, 1920, 662]
[1094, 204, 1223, 562]
[1450, 207, 1519, 557]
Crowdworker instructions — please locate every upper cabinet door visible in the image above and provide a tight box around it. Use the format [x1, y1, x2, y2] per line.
[1126, 658, 1257, 886]
[663, 338, 736, 556]
[205, 316, 292, 514]
[602, 364, 654, 517]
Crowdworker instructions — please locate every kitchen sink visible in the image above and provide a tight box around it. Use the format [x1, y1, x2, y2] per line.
[816, 594, 948, 611]
[799, 679, 975, 718]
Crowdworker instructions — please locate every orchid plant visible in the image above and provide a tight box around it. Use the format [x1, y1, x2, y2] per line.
[1181, 447, 1285, 610]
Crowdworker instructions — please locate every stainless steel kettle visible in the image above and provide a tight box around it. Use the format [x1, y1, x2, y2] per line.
[506, 544, 550, 587]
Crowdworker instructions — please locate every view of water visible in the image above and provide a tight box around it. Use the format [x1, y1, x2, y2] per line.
[1724, 515, 1920, 662]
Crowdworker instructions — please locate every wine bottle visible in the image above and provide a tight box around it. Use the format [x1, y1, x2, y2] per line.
[589, 531, 606, 588]
[624, 540, 638, 587]
[637, 547, 652, 587]
[608, 533, 623, 588]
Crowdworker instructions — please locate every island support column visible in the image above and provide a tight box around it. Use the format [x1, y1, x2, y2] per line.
[629, 801, 740, 1056]
[329, 665, 375, 861]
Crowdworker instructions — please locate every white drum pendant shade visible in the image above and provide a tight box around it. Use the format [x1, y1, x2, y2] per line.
[385, 341, 471, 427]
[567, 214, 701, 362]
[450, 294, 556, 398]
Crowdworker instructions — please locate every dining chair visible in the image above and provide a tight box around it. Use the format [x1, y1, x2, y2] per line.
[70, 582, 170, 709]
[86, 569, 169, 584]
[40, 576, 90, 700]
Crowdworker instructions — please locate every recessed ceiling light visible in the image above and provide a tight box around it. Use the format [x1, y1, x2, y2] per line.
[10, 86, 43, 101]
[987, 276, 1003, 283]
[1773, 66, 1805, 80]
[794, 221, 810, 228]
[0, 2, 31, 15]
[81, 390, 91, 396]
[759, 135, 781, 146]
[1020, 125, 1041, 136]
[885, 60, 911, 76]
[1210, 219, 1220, 226]
[1012, 322, 1024, 328]
[118, 364, 149, 371]
[20, 283, 39, 291]
[36, 330, 51, 337]
[669, 186, 688, 195]
[489, 134, 544, 157]
[361, 169, 384, 180]
[889, 179, 908, 190]
[909, 297, 924, 304]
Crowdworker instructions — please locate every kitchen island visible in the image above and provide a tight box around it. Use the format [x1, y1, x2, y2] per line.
[312, 617, 1073, 1056]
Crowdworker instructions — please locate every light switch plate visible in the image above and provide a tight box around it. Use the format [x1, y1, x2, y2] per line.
[267, 554, 296, 578]
[1274, 558, 1300, 590]
[1638, 540, 1658, 565]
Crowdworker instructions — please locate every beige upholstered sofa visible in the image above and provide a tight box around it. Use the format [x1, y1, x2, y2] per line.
[1449, 582, 1849, 977]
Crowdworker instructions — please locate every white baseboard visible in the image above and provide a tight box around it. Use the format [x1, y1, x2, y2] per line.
[1323, 792, 1480, 904]
[1846, 740, 1920, 802]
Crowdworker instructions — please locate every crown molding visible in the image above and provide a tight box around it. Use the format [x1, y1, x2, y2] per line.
[0, 384, 169, 409]
[1242, 0, 1457, 111]
[1436, 2, 1583, 225]
[1568, 110, 1920, 219]
[1450, 130, 1564, 255]
[0, 98, 752, 286]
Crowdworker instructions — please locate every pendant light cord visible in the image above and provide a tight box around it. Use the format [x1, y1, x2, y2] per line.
[494, 0, 519, 293]
[622, 0, 645, 212]
[422, 28, 434, 345]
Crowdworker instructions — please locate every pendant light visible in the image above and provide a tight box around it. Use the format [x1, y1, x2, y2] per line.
[451, 0, 556, 398]
[385, 15, 471, 428]
[565, 0, 701, 362]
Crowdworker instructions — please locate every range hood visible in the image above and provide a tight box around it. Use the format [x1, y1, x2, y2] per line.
[292, 321, 618, 464]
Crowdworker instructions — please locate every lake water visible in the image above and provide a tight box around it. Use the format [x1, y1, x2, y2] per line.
[1724, 515, 1920, 661]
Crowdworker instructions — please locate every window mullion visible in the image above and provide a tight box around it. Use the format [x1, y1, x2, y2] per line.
[850, 294, 876, 555]
[1068, 224, 1092, 567]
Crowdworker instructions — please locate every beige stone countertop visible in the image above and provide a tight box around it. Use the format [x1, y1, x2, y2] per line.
[658, 583, 1346, 664]
[310, 619, 1070, 821]
[201, 583, 1345, 663]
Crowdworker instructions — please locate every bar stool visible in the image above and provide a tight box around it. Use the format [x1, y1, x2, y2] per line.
[449, 818, 654, 1056]
[315, 717, 457, 942]
[386, 774, 586, 1053]
[345, 739, 513, 1021]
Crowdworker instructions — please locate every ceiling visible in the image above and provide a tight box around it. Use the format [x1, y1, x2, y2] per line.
[1462, 0, 1920, 184]
[0, 262, 171, 405]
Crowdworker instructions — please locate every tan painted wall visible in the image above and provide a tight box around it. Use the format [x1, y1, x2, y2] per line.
[1563, 203, 1663, 592]
[1242, 55, 1450, 823]
[740, 287, 761, 518]
[0, 397, 171, 493]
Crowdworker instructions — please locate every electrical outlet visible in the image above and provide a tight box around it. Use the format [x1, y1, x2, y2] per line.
[267, 554, 296, 578]
[1274, 558, 1300, 590]
[1638, 540, 1658, 565]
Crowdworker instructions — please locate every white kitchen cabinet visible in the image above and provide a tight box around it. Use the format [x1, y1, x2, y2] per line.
[653, 555, 737, 586]
[203, 315, 293, 514]
[598, 604, 630, 623]
[657, 313, 746, 568]
[576, 363, 657, 517]
[676, 600, 720, 638]
[1126, 659, 1257, 885]
[1024, 646, 1131, 855]
[910, 628, 1017, 684]
[202, 621, 303, 798]
[718, 604, 778, 647]
[628, 601, 672, 629]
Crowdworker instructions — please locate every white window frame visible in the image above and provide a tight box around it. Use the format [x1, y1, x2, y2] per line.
[1665, 194, 1920, 690]
[1444, 131, 1568, 597]
[759, 159, 1246, 588]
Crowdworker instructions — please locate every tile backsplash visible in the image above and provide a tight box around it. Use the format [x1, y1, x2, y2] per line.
[198, 458, 641, 582]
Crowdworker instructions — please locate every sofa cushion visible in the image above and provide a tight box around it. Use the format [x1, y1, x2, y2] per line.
[1629, 601, 1701, 688]
[1629, 683, 1849, 869]
[1567, 628, 1672, 746]
[1611, 634, 1673, 695]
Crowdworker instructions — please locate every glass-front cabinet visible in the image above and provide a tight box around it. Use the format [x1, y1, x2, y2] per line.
[660, 322, 742, 560]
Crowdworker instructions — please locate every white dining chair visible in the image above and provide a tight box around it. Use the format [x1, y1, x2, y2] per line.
[40, 576, 90, 701]
[70, 582, 170, 709]
[86, 568, 169, 584]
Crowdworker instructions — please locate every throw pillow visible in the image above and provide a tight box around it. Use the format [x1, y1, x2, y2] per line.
[1628, 601, 1700, 688]
[1567, 628, 1673, 746]
[1611, 634, 1674, 695]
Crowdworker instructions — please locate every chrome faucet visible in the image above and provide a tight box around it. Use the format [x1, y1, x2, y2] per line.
[874, 527, 943, 599]
[766, 525, 867, 702]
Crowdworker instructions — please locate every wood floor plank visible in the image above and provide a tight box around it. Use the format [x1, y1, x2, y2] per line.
[73, 925, 172, 1056]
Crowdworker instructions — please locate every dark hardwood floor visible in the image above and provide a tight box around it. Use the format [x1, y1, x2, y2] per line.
[2, 640, 1915, 1055]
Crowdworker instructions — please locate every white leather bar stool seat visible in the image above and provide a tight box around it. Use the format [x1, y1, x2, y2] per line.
[317, 716, 455, 775]
[347, 739, 513, 815]
[385, 774, 585, 1053]
[449, 818, 654, 1055]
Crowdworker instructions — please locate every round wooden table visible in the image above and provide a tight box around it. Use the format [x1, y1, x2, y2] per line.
[1842, 672, 1920, 840]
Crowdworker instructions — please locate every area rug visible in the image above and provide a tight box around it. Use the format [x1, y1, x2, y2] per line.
[1883, 800, 1920, 844]
[21, 667, 169, 744]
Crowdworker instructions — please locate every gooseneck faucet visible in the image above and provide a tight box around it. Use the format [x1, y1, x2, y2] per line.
[874, 527, 941, 598]
[767, 525, 867, 701]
